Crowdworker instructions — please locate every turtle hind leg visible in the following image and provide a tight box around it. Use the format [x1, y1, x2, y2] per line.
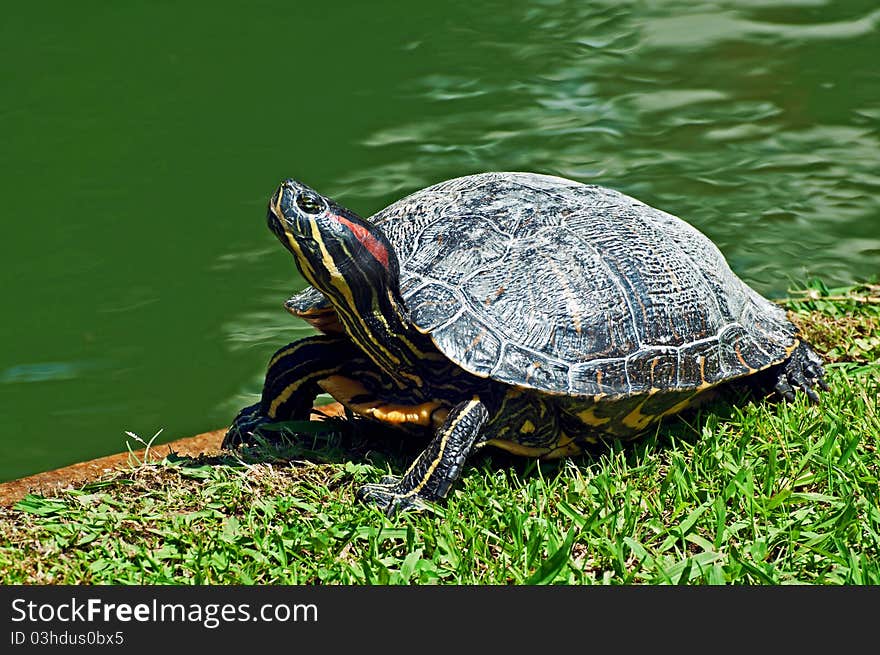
[774, 341, 829, 404]
[357, 398, 489, 516]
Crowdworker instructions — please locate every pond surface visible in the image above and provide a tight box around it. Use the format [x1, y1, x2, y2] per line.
[2, 0, 878, 481]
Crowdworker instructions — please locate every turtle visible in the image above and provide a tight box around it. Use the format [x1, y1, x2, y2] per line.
[223, 172, 827, 515]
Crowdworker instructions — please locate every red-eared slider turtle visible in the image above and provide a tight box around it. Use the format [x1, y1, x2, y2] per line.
[224, 172, 827, 514]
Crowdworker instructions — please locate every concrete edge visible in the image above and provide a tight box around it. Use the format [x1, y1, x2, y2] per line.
[0, 404, 346, 507]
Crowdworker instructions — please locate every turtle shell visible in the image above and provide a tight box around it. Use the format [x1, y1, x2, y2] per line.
[294, 172, 798, 397]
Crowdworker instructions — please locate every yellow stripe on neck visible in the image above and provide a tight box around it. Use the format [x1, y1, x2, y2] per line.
[283, 220, 423, 387]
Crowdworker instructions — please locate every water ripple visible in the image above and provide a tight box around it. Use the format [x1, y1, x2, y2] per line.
[348, 0, 879, 293]
[0, 361, 92, 384]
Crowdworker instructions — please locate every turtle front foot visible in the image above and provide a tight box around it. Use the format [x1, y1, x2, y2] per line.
[222, 402, 268, 448]
[356, 478, 431, 516]
[775, 341, 829, 404]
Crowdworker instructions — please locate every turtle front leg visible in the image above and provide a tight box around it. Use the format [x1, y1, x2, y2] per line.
[357, 398, 489, 515]
[774, 340, 829, 404]
[223, 334, 366, 448]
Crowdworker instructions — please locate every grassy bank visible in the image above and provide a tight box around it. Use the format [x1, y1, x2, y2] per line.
[1, 282, 877, 584]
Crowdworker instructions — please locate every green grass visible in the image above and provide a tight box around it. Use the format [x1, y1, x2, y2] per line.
[1, 282, 877, 584]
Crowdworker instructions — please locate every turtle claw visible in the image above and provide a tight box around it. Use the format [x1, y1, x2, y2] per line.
[802, 385, 821, 405]
[775, 342, 827, 405]
[222, 402, 265, 448]
[773, 376, 796, 403]
[356, 481, 429, 516]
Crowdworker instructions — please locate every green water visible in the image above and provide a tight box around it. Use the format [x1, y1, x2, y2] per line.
[2, 1, 878, 481]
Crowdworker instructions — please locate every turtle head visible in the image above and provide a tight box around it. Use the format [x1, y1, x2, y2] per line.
[267, 179, 401, 300]
[266, 179, 422, 379]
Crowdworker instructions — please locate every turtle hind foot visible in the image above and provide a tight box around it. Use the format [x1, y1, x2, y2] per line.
[774, 341, 829, 404]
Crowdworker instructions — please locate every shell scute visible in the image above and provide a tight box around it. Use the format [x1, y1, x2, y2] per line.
[625, 347, 680, 391]
[429, 314, 502, 377]
[678, 339, 725, 388]
[406, 283, 462, 332]
[490, 343, 570, 392]
[568, 358, 629, 396]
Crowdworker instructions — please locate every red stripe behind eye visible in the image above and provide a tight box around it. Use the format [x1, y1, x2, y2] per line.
[333, 214, 390, 269]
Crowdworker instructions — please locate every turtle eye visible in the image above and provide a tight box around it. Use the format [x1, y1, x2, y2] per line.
[296, 193, 325, 215]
